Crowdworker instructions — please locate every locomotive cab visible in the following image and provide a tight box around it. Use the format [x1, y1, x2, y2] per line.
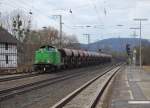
[34, 45, 61, 71]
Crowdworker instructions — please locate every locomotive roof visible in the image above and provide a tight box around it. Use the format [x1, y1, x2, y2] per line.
[40, 45, 55, 48]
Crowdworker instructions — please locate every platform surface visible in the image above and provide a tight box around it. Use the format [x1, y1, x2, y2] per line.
[109, 65, 150, 108]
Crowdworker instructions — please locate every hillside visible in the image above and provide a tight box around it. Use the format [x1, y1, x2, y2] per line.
[80, 38, 150, 52]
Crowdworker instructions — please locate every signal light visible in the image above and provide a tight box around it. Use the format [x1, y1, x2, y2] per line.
[126, 44, 131, 56]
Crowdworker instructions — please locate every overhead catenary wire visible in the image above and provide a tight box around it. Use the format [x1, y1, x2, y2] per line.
[88, 0, 104, 25]
[2, 0, 104, 27]
[1, 0, 110, 44]
[1, 0, 51, 19]
[87, 0, 109, 42]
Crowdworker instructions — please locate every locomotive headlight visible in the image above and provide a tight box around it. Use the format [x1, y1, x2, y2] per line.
[35, 60, 38, 63]
[47, 60, 50, 63]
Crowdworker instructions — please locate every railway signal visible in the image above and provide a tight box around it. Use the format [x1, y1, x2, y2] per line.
[126, 44, 131, 64]
[126, 44, 131, 56]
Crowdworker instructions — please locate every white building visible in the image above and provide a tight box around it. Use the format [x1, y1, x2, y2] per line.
[0, 28, 18, 69]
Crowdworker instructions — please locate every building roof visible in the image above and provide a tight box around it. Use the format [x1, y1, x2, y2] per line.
[0, 27, 18, 44]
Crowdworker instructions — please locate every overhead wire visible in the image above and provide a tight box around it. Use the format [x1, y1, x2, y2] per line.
[88, 0, 104, 25]
[2, 0, 61, 28]
[17, 0, 77, 29]
[87, 0, 108, 41]
[1, 0, 108, 43]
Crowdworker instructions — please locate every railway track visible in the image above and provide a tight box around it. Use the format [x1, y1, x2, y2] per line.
[51, 64, 123, 108]
[0, 66, 100, 83]
[0, 71, 85, 101]
[0, 63, 112, 82]
[0, 64, 115, 102]
[0, 72, 40, 82]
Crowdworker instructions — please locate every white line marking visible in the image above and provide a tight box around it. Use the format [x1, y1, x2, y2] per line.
[126, 81, 130, 87]
[128, 90, 134, 100]
[128, 101, 150, 104]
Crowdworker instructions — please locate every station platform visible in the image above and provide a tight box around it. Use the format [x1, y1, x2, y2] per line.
[109, 65, 150, 108]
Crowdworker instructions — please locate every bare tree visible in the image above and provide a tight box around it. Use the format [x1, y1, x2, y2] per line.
[0, 9, 32, 42]
[25, 27, 79, 49]
[39, 27, 59, 45]
[136, 45, 150, 65]
[62, 34, 80, 49]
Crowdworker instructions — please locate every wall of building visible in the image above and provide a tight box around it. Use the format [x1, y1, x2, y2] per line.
[0, 43, 17, 69]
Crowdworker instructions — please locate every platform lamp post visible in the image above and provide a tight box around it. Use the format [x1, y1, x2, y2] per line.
[133, 18, 148, 72]
[117, 24, 124, 51]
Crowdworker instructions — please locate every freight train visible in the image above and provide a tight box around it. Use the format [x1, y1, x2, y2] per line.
[34, 45, 112, 72]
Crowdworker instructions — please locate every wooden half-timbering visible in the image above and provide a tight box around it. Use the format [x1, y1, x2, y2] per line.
[0, 43, 17, 69]
[0, 27, 19, 70]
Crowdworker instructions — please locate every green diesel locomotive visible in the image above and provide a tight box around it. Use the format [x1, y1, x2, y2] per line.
[34, 45, 61, 71]
[34, 45, 112, 72]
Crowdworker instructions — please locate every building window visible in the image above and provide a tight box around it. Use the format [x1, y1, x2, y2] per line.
[5, 43, 8, 50]
[5, 55, 8, 64]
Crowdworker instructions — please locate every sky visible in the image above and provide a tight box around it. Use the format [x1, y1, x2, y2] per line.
[0, 0, 150, 43]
